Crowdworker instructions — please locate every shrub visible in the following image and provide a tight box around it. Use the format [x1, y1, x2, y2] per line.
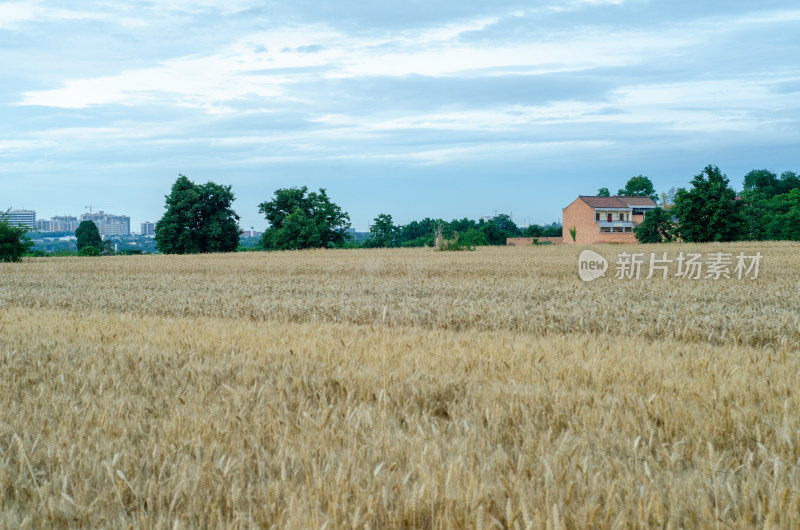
[0, 213, 33, 262]
[79, 246, 101, 257]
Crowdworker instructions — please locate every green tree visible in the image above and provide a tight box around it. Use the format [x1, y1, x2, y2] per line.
[779, 171, 800, 193]
[258, 186, 350, 250]
[740, 169, 800, 200]
[597, 187, 611, 197]
[459, 227, 488, 247]
[618, 175, 658, 202]
[75, 220, 103, 253]
[542, 223, 562, 237]
[0, 212, 33, 262]
[155, 175, 241, 254]
[396, 218, 441, 247]
[102, 239, 115, 255]
[522, 223, 562, 237]
[740, 169, 800, 240]
[633, 207, 675, 243]
[479, 214, 520, 245]
[491, 214, 520, 236]
[522, 224, 543, 237]
[672, 165, 746, 242]
[448, 217, 478, 236]
[742, 169, 781, 200]
[764, 189, 800, 240]
[366, 214, 398, 248]
[79, 246, 101, 257]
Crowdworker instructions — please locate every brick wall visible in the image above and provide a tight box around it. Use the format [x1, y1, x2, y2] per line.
[506, 236, 564, 246]
[562, 199, 598, 244]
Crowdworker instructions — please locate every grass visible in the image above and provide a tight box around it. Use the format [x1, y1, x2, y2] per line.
[1, 243, 798, 528]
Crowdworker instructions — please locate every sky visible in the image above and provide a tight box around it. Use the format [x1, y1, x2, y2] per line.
[2, 0, 799, 231]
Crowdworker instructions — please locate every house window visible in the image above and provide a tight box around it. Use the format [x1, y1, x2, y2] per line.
[607, 213, 612, 222]
[596, 212, 599, 221]
[619, 213, 625, 221]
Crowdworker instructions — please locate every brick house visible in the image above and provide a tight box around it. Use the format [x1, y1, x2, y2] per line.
[562, 196, 657, 244]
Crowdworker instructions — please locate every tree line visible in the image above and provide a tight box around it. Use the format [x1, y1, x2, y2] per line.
[632, 165, 800, 243]
[152, 175, 559, 253]
[363, 213, 560, 249]
[2, 164, 798, 261]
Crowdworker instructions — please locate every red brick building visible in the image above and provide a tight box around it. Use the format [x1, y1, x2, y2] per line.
[562, 196, 657, 244]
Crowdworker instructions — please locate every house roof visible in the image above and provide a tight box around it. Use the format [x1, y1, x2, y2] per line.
[618, 196, 658, 207]
[578, 195, 657, 209]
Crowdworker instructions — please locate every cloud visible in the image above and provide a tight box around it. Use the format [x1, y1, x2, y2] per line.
[17, 9, 689, 112]
[4, 0, 800, 232]
[0, 0, 146, 30]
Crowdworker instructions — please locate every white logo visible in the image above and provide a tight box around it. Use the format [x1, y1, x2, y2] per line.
[578, 250, 608, 282]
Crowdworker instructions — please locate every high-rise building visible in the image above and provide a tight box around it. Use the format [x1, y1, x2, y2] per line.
[80, 211, 131, 236]
[34, 215, 80, 233]
[140, 221, 155, 236]
[7, 209, 36, 228]
[51, 215, 80, 233]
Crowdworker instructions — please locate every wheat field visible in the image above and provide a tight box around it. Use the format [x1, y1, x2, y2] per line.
[1, 243, 799, 528]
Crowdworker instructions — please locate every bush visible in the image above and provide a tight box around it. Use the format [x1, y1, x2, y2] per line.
[0, 213, 33, 262]
[434, 226, 474, 251]
[79, 246, 101, 257]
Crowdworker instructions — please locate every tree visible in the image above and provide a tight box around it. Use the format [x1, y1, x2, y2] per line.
[448, 217, 478, 237]
[633, 207, 675, 243]
[779, 171, 800, 193]
[618, 175, 658, 202]
[522, 224, 543, 237]
[367, 214, 398, 248]
[459, 227, 488, 247]
[479, 214, 520, 245]
[659, 187, 676, 207]
[0, 212, 33, 262]
[79, 246, 101, 257]
[672, 165, 746, 242]
[75, 220, 103, 253]
[740, 169, 800, 240]
[259, 186, 350, 250]
[764, 188, 800, 240]
[522, 223, 562, 238]
[491, 214, 520, 236]
[742, 169, 781, 200]
[597, 187, 611, 197]
[155, 175, 241, 254]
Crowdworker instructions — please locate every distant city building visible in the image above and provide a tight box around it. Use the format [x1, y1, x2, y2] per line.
[7, 209, 36, 228]
[140, 221, 155, 236]
[34, 215, 80, 233]
[80, 211, 131, 236]
[52, 215, 81, 232]
[240, 227, 262, 238]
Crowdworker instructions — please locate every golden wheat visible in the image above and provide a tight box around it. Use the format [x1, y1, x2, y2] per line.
[0, 242, 798, 528]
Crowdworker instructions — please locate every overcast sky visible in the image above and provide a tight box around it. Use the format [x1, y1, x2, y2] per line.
[2, 0, 799, 231]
